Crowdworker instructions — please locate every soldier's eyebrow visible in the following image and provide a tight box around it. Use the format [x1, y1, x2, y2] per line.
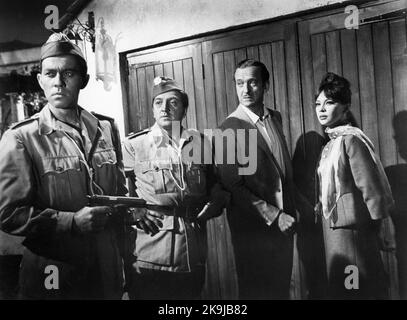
[42, 67, 79, 72]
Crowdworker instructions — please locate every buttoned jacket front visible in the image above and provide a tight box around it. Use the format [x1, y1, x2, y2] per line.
[123, 123, 214, 272]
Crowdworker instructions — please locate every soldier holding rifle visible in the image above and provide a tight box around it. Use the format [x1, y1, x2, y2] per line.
[0, 33, 127, 299]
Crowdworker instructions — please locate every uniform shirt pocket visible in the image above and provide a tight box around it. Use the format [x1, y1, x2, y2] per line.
[134, 215, 176, 267]
[38, 156, 85, 210]
[40, 156, 81, 175]
[92, 148, 119, 195]
[93, 148, 117, 167]
[136, 159, 176, 194]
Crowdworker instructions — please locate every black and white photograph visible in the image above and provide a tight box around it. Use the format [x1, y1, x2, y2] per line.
[0, 0, 406, 308]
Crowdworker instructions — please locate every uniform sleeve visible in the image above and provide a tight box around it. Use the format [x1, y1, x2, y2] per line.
[122, 139, 136, 175]
[344, 135, 391, 220]
[0, 130, 74, 237]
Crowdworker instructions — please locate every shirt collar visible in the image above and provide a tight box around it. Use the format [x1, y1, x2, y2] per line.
[38, 103, 100, 140]
[240, 104, 271, 125]
[151, 122, 193, 148]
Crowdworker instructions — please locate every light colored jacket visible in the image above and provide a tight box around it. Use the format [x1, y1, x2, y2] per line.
[317, 133, 394, 228]
[123, 123, 221, 272]
[0, 104, 127, 299]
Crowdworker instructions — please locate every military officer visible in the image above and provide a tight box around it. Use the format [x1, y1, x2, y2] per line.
[123, 76, 227, 300]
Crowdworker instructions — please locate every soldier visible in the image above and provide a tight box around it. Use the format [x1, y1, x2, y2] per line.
[0, 33, 127, 299]
[123, 76, 228, 300]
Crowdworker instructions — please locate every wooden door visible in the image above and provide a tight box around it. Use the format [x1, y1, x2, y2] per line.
[124, 43, 205, 133]
[202, 21, 306, 300]
[298, 0, 407, 299]
[202, 22, 303, 155]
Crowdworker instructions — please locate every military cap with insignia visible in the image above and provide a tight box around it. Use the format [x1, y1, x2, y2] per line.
[151, 76, 189, 108]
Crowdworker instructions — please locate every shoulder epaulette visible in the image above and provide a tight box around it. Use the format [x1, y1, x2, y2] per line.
[91, 111, 115, 122]
[9, 114, 39, 130]
[127, 128, 150, 139]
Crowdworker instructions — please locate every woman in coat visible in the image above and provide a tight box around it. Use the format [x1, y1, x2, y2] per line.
[314, 72, 395, 299]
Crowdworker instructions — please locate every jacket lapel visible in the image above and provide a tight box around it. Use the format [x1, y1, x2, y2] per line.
[234, 105, 284, 178]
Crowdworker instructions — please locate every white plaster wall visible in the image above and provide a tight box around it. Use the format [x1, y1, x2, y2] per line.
[76, 0, 350, 138]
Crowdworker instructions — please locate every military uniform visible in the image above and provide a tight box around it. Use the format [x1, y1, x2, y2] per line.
[0, 104, 127, 299]
[123, 123, 218, 299]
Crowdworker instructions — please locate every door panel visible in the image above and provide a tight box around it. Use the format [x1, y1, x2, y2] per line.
[203, 22, 303, 155]
[126, 43, 205, 133]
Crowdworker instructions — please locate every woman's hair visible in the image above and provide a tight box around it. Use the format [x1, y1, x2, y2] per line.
[317, 72, 359, 127]
[317, 72, 351, 105]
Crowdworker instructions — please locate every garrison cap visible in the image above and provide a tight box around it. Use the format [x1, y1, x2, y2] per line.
[40, 33, 86, 66]
[152, 76, 185, 101]
[151, 76, 188, 108]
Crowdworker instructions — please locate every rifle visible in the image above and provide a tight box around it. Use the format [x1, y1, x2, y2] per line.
[87, 195, 173, 212]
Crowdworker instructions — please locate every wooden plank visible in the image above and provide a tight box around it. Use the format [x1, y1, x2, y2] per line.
[373, 20, 400, 300]
[171, 60, 187, 128]
[127, 66, 140, 133]
[190, 43, 207, 131]
[246, 45, 259, 60]
[214, 214, 233, 299]
[234, 48, 247, 65]
[163, 62, 174, 78]
[145, 66, 155, 128]
[223, 50, 238, 115]
[311, 33, 327, 96]
[182, 58, 197, 129]
[340, 29, 362, 127]
[207, 22, 285, 54]
[202, 41, 219, 128]
[309, 32, 326, 136]
[356, 24, 380, 153]
[325, 31, 342, 75]
[154, 64, 164, 78]
[203, 220, 221, 299]
[285, 23, 304, 159]
[298, 19, 324, 157]
[213, 52, 228, 124]
[120, 55, 131, 135]
[136, 67, 148, 130]
[372, 21, 397, 168]
[128, 45, 192, 65]
[172, 60, 185, 90]
[272, 40, 292, 151]
[259, 43, 275, 110]
[390, 18, 407, 165]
